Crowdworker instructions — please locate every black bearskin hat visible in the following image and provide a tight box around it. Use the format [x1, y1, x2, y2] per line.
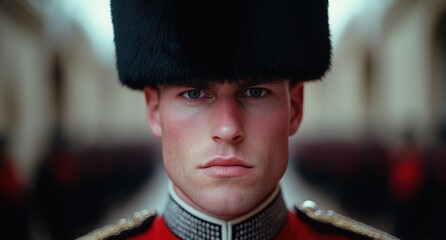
[110, 0, 331, 90]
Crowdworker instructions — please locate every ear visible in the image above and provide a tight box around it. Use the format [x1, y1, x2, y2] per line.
[289, 82, 304, 136]
[143, 87, 162, 137]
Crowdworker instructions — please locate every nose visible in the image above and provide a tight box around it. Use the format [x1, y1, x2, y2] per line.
[211, 97, 245, 144]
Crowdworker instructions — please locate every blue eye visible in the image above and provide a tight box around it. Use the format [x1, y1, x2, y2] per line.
[244, 88, 267, 97]
[182, 89, 205, 99]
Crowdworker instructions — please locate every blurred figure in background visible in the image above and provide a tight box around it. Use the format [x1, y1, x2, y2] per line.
[388, 131, 425, 240]
[0, 135, 29, 239]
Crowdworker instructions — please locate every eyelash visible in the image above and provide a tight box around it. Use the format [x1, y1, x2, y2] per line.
[179, 87, 269, 102]
[180, 89, 210, 101]
[240, 88, 268, 98]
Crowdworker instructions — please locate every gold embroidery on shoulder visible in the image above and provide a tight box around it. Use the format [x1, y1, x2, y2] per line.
[78, 210, 157, 240]
[297, 201, 399, 240]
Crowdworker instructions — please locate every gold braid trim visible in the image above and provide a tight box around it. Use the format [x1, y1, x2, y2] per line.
[297, 201, 399, 240]
[77, 210, 157, 240]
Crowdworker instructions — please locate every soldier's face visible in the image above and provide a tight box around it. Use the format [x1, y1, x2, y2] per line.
[144, 80, 303, 220]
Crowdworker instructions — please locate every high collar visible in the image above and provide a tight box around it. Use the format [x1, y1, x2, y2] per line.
[163, 184, 288, 240]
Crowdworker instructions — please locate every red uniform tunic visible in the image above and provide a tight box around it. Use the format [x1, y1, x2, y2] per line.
[81, 188, 397, 240]
[129, 211, 358, 240]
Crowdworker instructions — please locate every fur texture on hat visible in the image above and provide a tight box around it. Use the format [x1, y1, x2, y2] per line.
[110, 0, 331, 89]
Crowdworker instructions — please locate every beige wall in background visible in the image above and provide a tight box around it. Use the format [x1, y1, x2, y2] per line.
[298, 0, 446, 147]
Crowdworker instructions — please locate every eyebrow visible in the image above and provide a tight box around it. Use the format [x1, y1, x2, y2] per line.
[158, 77, 287, 94]
[163, 78, 286, 90]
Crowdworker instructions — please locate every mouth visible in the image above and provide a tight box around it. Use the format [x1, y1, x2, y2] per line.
[199, 157, 254, 178]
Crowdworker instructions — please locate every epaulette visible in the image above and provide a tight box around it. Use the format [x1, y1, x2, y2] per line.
[296, 201, 399, 240]
[78, 210, 157, 240]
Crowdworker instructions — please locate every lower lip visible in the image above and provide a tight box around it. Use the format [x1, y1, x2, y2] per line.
[201, 166, 253, 178]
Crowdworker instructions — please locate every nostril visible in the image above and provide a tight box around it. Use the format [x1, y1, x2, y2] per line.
[233, 134, 244, 143]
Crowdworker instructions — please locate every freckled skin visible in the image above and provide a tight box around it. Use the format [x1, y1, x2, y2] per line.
[144, 81, 303, 220]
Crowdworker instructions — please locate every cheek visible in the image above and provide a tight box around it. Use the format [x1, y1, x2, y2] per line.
[159, 105, 206, 167]
[251, 106, 290, 140]
[161, 120, 195, 184]
[161, 108, 205, 146]
[250, 108, 290, 169]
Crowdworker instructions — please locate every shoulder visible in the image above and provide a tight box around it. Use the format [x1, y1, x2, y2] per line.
[294, 201, 399, 240]
[78, 210, 157, 240]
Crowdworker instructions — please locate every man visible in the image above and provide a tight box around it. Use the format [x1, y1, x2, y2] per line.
[82, 0, 397, 239]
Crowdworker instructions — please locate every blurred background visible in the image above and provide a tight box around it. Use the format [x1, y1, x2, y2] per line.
[0, 0, 445, 239]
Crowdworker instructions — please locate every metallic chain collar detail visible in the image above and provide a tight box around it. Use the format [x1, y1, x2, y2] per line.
[164, 187, 288, 240]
